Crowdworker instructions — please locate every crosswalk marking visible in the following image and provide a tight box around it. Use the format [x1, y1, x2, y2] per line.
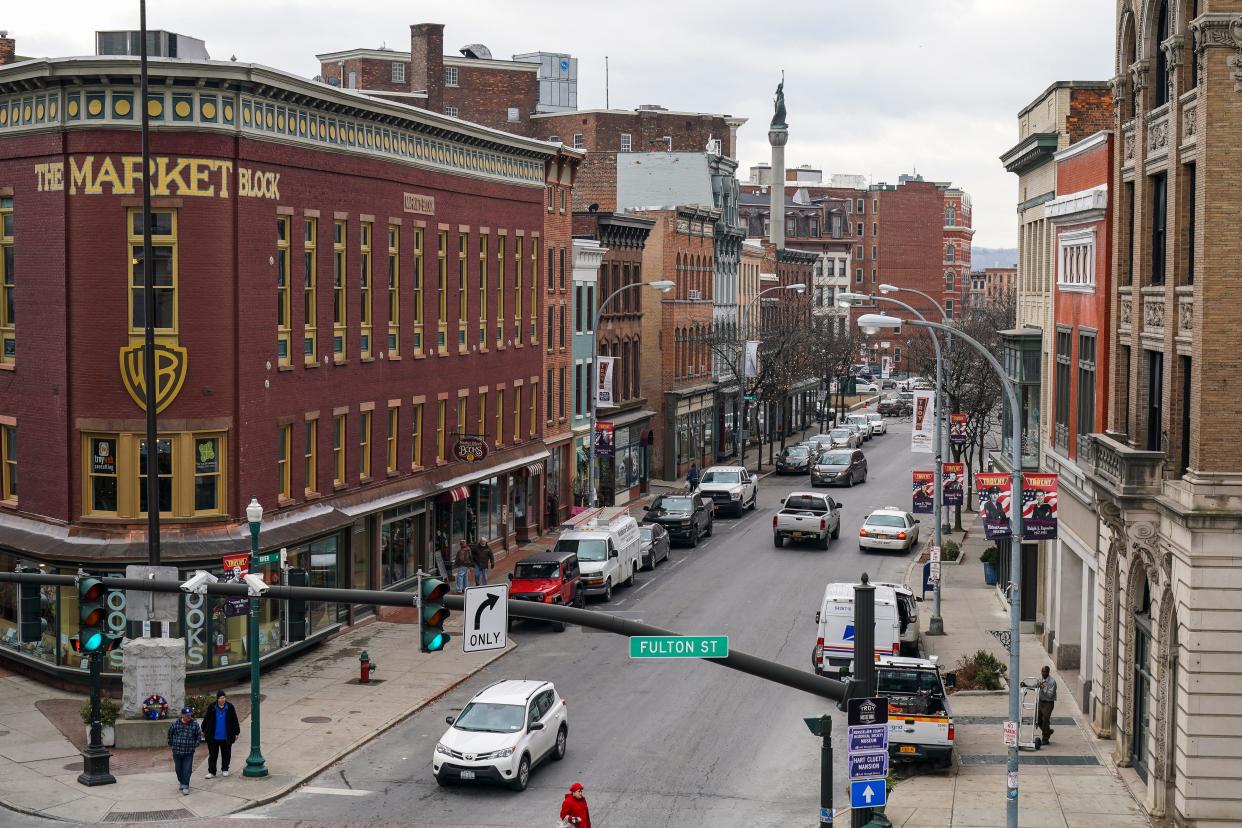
[298, 785, 374, 797]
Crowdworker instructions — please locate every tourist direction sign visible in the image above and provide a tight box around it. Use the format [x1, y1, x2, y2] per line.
[850, 779, 887, 809]
[847, 724, 888, 753]
[848, 750, 889, 781]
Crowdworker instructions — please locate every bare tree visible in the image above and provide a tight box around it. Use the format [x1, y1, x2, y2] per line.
[808, 316, 865, 426]
[904, 294, 1017, 527]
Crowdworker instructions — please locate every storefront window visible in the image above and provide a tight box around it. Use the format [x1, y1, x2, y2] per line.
[478, 479, 495, 541]
[614, 427, 640, 492]
[353, 518, 373, 617]
[381, 503, 425, 587]
[293, 534, 341, 632]
[0, 551, 58, 667]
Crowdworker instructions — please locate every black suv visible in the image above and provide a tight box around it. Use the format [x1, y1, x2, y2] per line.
[643, 491, 714, 546]
[877, 396, 912, 417]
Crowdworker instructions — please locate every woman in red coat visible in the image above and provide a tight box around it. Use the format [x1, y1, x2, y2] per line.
[560, 781, 591, 827]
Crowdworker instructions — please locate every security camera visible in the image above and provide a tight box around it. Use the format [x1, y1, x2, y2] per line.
[243, 573, 270, 597]
[180, 570, 218, 595]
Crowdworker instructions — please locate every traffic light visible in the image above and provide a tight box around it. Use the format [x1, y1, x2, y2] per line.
[420, 576, 451, 653]
[286, 567, 307, 642]
[70, 574, 124, 655]
[18, 568, 48, 644]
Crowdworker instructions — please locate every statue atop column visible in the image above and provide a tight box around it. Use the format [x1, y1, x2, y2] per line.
[771, 76, 787, 130]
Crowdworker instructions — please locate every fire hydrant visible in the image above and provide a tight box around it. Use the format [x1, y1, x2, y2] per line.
[359, 650, 376, 683]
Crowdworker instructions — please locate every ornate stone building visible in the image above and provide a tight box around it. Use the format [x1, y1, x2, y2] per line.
[1080, 1, 1242, 822]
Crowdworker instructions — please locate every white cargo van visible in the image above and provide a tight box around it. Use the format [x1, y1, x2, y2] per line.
[812, 582, 901, 677]
[873, 581, 921, 657]
[554, 507, 642, 602]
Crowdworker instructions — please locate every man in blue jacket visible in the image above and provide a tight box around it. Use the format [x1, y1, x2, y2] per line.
[201, 690, 241, 779]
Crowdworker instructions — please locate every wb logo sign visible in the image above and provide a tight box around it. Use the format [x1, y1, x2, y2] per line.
[119, 342, 189, 414]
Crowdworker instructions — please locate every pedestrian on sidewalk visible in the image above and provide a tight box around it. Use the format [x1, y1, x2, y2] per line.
[167, 705, 202, 795]
[687, 462, 699, 491]
[201, 690, 240, 779]
[1036, 665, 1057, 744]
[472, 537, 494, 586]
[559, 781, 591, 827]
[454, 541, 472, 593]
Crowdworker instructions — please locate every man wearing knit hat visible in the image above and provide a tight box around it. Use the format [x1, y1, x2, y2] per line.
[166, 706, 202, 795]
[560, 781, 591, 827]
[201, 690, 241, 779]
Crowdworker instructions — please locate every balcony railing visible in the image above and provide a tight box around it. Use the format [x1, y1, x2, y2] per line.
[1083, 432, 1164, 498]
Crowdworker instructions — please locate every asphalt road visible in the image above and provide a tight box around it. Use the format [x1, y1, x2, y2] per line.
[247, 417, 922, 828]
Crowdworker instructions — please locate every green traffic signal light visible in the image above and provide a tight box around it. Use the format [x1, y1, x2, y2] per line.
[420, 577, 451, 653]
[74, 577, 107, 654]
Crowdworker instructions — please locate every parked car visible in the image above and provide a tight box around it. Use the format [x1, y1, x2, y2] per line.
[639, 523, 671, 570]
[855, 380, 880, 394]
[808, 432, 839, 452]
[773, 491, 843, 549]
[696, 465, 758, 516]
[843, 422, 868, 445]
[433, 679, 568, 791]
[879, 378, 899, 390]
[776, 445, 814, 474]
[866, 412, 887, 435]
[644, 491, 714, 546]
[846, 414, 873, 441]
[828, 427, 862, 449]
[507, 549, 584, 632]
[859, 507, 921, 552]
[810, 448, 867, 487]
[813, 581, 902, 676]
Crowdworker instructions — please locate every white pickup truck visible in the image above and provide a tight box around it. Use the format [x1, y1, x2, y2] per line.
[772, 492, 842, 550]
[876, 655, 955, 767]
[696, 465, 758, 517]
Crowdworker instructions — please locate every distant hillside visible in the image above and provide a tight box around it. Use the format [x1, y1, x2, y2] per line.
[971, 247, 1018, 270]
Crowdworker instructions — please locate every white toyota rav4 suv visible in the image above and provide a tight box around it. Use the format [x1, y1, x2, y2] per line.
[433, 679, 567, 791]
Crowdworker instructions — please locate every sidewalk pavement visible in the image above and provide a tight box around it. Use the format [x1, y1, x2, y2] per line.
[0, 521, 618, 823]
[881, 512, 1151, 828]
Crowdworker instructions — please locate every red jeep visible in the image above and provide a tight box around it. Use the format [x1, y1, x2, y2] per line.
[507, 549, 583, 632]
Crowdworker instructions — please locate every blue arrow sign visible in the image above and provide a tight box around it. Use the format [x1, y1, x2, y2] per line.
[850, 779, 887, 809]
[848, 750, 889, 781]
[842, 623, 855, 641]
[848, 724, 889, 753]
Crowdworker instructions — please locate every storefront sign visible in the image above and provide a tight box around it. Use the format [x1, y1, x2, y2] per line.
[184, 592, 207, 668]
[403, 192, 436, 215]
[950, 413, 968, 448]
[91, 438, 117, 475]
[222, 554, 250, 577]
[594, 422, 615, 458]
[1021, 473, 1059, 540]
[943, 462, 964, 506]
[912, 471, 934, 514]
[976, 472, 1013, 539]
[453, 436, 489, 463]
[34, 156, 281, 200]
[119, 341, 188, 414]
[910, 390, 935, 454]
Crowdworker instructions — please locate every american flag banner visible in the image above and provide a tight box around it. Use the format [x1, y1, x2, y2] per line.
[1021, 473, 1059, 540]
[975, 472, 1012, 539]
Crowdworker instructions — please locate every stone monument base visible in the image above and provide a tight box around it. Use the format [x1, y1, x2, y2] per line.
[114, 718, 173, 749]
[120, 636, 186, 720]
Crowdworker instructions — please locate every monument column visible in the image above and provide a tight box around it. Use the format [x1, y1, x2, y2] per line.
[768, 78, 788, 249]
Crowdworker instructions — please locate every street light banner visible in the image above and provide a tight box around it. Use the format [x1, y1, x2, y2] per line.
[910, 390, 935, 453]
[594, 421, 615, 459]
[912, 471, 935, 513]
[950, 413, 968, 448]
[1021, 473, 1059, 540]
[743, 340, 760, 378]
[976, 472, 1013, 539]
[943, 462, 965, 506]
[595, 356, 617, 408]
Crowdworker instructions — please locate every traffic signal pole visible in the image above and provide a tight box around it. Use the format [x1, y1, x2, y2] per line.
[77, 652, 115, 786]
[852, 574, 876, 828]
[0, 571, 851, 705]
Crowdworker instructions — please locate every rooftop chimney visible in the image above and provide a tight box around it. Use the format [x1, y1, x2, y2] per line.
[410, 23, 445, 114]
[0, 32, 16, 67]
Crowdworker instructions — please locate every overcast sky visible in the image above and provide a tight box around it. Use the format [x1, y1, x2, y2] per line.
[5, 0, 1115, 248]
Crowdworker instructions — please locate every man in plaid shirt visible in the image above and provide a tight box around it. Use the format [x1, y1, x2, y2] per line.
[167, 706, 202, 795]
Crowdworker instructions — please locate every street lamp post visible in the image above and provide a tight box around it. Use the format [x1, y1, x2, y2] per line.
[738, 283, 805, 472]
[587, 280, 675, 507]
[839, 292, 945, 636]
[857, 313, 1022, 828]
[243, 496, 268, 778]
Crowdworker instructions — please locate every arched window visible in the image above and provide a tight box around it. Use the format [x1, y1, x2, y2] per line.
[945, 243, 954, 263]
[1187, 0, 1200, 88]
[1122, 12, 1138, 118]
[1154, 0, 1171, 107]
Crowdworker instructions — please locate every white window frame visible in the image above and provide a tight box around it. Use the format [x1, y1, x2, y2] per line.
[445, 105, 459, 118]
[1057, 228, 1097, 291]
[445, 66, 459, 87]
[573, 133, 584, 149]
[620, 133, 632, 153]
[391, 62, 406, 83]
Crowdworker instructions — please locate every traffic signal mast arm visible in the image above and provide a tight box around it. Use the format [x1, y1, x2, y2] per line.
[0, 571, 849, 704]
